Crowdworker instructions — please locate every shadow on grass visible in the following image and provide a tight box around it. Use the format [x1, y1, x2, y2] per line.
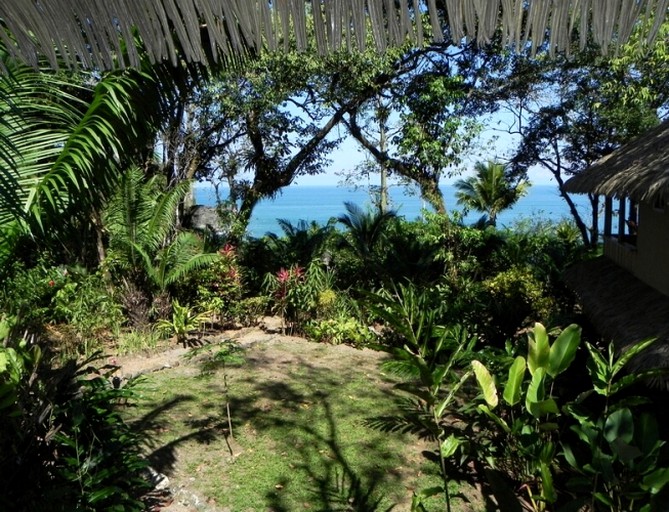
[129, 349, 438, 510]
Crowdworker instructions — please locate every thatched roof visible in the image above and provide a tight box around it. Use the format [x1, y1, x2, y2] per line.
[1, 1, 667, 72]
[563, 120, 669, 203]
[564, 256, 669, 388]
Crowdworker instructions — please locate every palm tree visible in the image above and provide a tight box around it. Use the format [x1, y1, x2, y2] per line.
[454, 161, 529, 227]
[104, 167, 218, 324]
[337, 201, 397, 270]
[265, 219, 334, 268]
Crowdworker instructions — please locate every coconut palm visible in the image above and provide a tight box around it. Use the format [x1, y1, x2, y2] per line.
[454, 161, 529, 227]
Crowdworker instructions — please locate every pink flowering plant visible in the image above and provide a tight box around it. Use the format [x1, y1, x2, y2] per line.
[185, 244, 245, 326]
[263, 263, 319, 334]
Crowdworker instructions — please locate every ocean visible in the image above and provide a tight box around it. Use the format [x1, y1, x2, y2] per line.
[194, 184, 591, 237]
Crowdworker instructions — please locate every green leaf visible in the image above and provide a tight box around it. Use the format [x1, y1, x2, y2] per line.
[502, 356, 526, 406]
[641, 468, 669, 494]
[593, 492, 614, 507]
[477, 404, 510, 433]
[585, 342, 610, 395]
[540, 461, 557, 503]
[0, 351, 8, 373]
[525, 368, 558, 418]
[612, 337, 658, 376]
[415, 485, 444, 499]
[472, 360, 498, 409]
[604, 408, 634, 444]
[528, 322, 549, 375]
[547, 324, 581, 378]
[440, 434, 462, 458]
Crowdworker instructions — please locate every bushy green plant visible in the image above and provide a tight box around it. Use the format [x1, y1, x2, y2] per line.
[156, 300, 210, 346]
[0, 338, 149, 511]
[263, 261, 336, 334]
[0, 257, 68, 332]
[362, 283, 478, 511]
[562, 338, 669, 511]
[183, 243, 247, 325]
[52, 268, 123, 346]
[481, 265, 557, 344]
[470, 322, 581, 510]
[464, 324, 669, 511]
[305, 316, 377, 346]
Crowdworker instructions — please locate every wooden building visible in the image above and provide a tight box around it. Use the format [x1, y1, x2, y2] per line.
[564, 121, 669, 386]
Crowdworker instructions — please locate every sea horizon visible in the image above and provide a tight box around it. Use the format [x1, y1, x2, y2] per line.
[194, 183, 591, 237]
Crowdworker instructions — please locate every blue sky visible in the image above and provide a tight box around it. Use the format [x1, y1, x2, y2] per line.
[293, 113, 556, 187]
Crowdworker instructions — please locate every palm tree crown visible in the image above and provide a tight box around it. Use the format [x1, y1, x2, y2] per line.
[454, 161, 529, 226]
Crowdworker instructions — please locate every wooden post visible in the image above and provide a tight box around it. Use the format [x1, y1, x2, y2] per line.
[604, 196, 612, 237]
[618, 197, 626, 242]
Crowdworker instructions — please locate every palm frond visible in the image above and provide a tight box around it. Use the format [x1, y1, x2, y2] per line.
[0, 1, 663, 72]
[157, 232, 219, 289]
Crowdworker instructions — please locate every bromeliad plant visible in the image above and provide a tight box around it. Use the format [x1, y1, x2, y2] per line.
[470, 322, 581, 511]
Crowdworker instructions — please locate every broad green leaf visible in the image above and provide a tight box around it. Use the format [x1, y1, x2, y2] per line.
[528, 398, 559, 418]
[641, 468, 669, 494]
[440, 434, 461, 458]
[609, 438, 642, 464]
[526, 366, 546, 403]
[477, 404, 510, 433]
[528, 322, 549, 375]
[540, 462, 557, 503]
[593, 492, 614, 507]
[526, 368, 558, 418]
[604, 408, 634, 444]
[547, 324, 581, 377]
[612, 338, 658, 376]
[0, 351, 8, 373]
[585, 342, 610, 394]
[503, 356, 526, 406]
[472, 360, 498, 408]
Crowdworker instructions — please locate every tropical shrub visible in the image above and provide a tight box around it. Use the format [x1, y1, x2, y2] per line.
[103, 167, 218, 325]
[466, 324, 669, 511]
[0, 337, 149, 511]
[481, 266, 557, 345]
[51, 268, 124, 350]
[336, 202, 397, 287]
[561, 338, 669, 511]
[0, 257, 68, 333]
[264, 218, 335, 269]
[182, 243, 247, 326]
[469, 323, 581, 510]
[362, 283, 478, 511]
[305, 316, 377, 346]
[263, 261, 337, 335]
[156, 300, 210, 346]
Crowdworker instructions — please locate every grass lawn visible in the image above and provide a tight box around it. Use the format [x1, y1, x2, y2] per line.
[126, 337, 483, 511]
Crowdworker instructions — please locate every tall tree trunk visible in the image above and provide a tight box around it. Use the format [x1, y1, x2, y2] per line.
[588, 193, 600, 249]
[554, 173, 591, 246]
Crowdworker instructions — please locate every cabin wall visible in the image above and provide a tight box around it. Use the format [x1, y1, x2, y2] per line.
[604, 203, 669, 296]
[606, 202, 669, 297]
[635, 202, 669, 296]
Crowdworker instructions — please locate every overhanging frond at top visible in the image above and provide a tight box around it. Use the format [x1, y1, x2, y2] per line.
[1, 1, 668, 73]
